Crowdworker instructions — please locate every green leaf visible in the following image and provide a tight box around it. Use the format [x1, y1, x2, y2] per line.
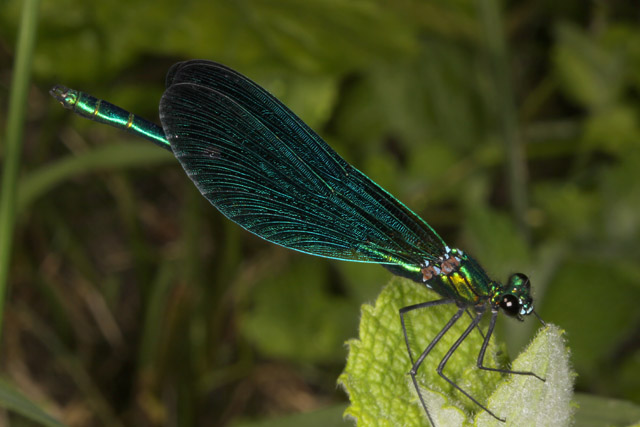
[231, 403, 349, 427]
[574, 393, 640, 427]
[541, 259, 640, 382]
[0, 378, 67, 427]
[338, 278, 573, 426]
[553, 23, 625, 109]
[475, 324, 574, 426]
[240, 258, 354, 363]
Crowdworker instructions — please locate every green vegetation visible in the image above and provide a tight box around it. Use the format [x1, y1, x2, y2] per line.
[1, 0, 639, 425]
[339, 279, 573, 426]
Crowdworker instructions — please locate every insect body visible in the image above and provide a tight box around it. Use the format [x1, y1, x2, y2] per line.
[51, 60, 544, 426]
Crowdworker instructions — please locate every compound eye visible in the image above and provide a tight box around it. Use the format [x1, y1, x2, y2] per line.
[509, 273, 530, 289]
[499, 294, 521, 317]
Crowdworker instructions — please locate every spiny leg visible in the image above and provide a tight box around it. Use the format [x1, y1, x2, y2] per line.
[436, 307, 506, 422]
[400, 300, 463, 426]
[476, 309, 546, 382]
[400, 299, 456, 363]
[457, 274, 485, 341]
[466, 308, 485, 340]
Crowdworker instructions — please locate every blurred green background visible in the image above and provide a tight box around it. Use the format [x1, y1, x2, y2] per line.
[1, 0, 640, 426]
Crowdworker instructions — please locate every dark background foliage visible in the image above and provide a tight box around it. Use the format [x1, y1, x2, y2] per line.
[1, 0, 639, 425]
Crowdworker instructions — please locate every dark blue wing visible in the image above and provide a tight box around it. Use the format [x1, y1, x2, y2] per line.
[158, 60, 446, 272]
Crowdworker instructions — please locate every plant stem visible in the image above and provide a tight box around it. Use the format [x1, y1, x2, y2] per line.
[477, 0, 530, 240]
[0, 0, 41, 339]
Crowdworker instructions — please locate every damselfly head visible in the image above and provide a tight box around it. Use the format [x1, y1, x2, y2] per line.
[493, 273, 534, 321]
